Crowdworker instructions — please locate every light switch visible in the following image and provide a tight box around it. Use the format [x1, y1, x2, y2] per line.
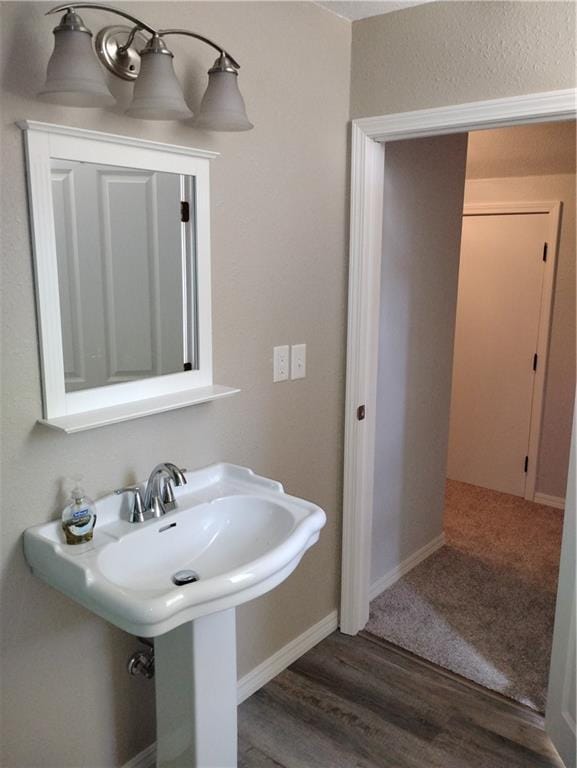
[291, 344, 306, 380]
[273, 345, 289, 382]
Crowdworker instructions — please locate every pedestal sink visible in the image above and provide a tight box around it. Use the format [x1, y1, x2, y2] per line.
[23, 463, 326, 767]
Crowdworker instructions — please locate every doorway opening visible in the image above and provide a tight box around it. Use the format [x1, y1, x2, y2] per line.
[362, 119, 575, 712]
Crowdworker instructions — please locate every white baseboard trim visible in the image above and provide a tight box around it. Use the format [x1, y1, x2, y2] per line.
[237, 609, 338, 703]
[534, 492, 565, 510]
[122, 610, 339, 768]
[369, 532, 446, 601]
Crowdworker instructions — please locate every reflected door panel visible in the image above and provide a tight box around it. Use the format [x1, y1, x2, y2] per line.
[51, 161, 194, 392]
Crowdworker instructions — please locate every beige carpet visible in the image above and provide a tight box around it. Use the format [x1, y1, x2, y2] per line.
[365, 480, 564, 711]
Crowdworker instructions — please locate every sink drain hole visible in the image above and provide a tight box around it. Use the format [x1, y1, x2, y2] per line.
[172, 569, 200, 586]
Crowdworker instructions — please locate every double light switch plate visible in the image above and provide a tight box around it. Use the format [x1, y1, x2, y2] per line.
[273, 345, 306, 382]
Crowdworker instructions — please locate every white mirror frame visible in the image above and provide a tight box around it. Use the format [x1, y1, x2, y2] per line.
[19, 121, 239, 433]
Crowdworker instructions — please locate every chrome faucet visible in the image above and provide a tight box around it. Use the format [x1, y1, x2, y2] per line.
[115, 462, 187, 523]
[143, 462, 187, 518]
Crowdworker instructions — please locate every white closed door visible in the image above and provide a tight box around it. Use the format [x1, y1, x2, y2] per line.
[447, 211, 549, 497]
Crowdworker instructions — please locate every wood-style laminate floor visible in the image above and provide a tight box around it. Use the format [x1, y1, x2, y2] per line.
[238, 631, 563, 768]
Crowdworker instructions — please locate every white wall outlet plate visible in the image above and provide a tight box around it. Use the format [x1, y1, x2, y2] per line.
[273, 346, 289, 382]
[291, 344, 306, 380]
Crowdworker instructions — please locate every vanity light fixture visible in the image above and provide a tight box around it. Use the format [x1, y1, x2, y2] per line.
[39, 3, 253, 131]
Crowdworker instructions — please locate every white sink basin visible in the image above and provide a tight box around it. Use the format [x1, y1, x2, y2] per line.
[23, 464, 326, 637]
[98, 496, 298, 589]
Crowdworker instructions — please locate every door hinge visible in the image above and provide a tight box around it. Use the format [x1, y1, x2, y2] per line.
[357, 404, 366, 421]
[533, 353, 538, 371]
[542, 242, 548, 262]
[181, 201, 190, 223]
[524, 456, 529, 473]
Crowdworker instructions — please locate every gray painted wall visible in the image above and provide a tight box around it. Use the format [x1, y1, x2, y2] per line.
[0, 3, 350, 766]
[371, 134, 468, 584]
[351, 1, 576, 119]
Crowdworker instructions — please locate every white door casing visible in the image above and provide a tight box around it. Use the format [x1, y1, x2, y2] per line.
[341, 89, 576, 637]
[546, 406, 577, 768]
[447, 203, 561, 499]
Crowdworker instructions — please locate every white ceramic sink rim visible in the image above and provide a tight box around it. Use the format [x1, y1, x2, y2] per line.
[23, 464, 326, 637]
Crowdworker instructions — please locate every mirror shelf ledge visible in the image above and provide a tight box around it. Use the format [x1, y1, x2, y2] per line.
[38, 385, 241, 434]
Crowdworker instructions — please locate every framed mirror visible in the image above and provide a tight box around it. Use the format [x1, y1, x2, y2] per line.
[19, 121, 238, 432]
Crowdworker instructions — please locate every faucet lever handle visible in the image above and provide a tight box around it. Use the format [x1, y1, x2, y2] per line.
[149, 495, 166, 519]
[115, 486, 145, 523]
[161, 479, 177, 506]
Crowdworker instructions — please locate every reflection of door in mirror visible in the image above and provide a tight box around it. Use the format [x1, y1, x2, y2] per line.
[51, 161, 196, 392]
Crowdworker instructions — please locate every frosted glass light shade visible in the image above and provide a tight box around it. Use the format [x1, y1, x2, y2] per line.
[195, 70, 253, 132]
[39, 29, 115, 107]
[125, 52, 193, 120]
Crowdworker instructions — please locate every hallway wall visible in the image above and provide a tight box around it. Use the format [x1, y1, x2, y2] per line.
[371, 134, 468, 584]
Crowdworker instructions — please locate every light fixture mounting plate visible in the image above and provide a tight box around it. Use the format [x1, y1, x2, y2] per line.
[95, 25, 149, 81]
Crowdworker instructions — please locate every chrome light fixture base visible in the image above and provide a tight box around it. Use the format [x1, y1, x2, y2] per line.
[95, 25, 149, 81]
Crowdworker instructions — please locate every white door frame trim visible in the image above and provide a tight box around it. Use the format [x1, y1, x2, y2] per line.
[341, 88, 577, 636]
[462, 200, 562, 502]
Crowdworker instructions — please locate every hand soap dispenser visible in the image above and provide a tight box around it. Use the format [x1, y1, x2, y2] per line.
[61, 484, 96, 545]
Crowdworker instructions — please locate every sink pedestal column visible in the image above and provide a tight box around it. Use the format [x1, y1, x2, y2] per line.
[155, 608, 238, 768]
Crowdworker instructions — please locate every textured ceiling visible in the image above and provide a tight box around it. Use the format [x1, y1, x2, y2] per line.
[314, 1, 435, 21]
